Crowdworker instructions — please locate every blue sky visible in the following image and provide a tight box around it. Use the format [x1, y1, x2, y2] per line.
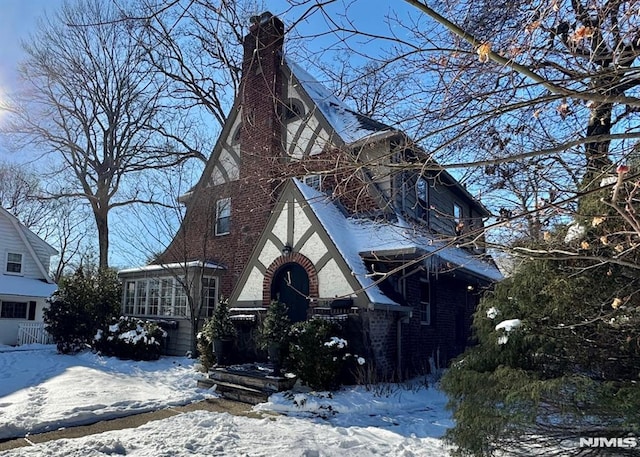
[0, 0, 58, 93]
[0, 0, 416, 97]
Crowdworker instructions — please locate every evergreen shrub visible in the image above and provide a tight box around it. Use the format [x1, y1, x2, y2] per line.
[288, 318, 362, 390]
[44, 267, 121, 354]
[94, 316, 167, 360]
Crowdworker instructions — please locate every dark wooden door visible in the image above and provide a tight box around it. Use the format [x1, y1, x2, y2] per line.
[270, 263, 310, 322]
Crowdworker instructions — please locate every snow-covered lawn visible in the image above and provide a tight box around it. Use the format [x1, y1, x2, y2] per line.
[0, 345, 454, 456]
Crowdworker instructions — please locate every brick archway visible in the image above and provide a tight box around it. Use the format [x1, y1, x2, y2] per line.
[263, 252, 319, 306]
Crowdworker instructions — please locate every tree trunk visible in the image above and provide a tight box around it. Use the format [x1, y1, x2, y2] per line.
[94, 207, 109, 270]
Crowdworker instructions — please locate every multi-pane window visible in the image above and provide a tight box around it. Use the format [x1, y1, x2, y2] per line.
[1, 301, 27, 319]
[124, 281, 135, 314]
[215, 198, 231, 236]
[6, 253, 22, 274]
[420, 278, 431, 325]
[123, 277, 193, 318]
[135, 281, 148, 315]
[303, 174, 322, 191]
[160, 279, 173, 316]
[147, 279, 160, 315]
[202, 277, 217, 318]
[174, 280, 188, 317]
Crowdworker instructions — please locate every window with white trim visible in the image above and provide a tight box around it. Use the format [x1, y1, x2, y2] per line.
[420, 278, 431, 325]
[124, 281, 135, 314]
[202, 277, 218, 318]
[303, 174, 322, 191]
[174, 279, 188, 317]
[123, 277, 191, 318]
[215, 198, 231, 236]
[1, 301, 28, 319]
[135, 280, 148, 315]
[6, 252, 23, 274]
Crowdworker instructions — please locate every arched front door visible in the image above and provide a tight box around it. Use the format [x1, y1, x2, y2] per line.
[270, 262, 309, 322]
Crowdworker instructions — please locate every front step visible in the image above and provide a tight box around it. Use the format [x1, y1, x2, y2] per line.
[209, 367, 296, 393]
[212, 380, 271, 404]
[197, 377, 270, 404]
[197, 364, 296, 405]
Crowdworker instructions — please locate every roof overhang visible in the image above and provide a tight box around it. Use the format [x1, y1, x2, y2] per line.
[0, 275, 57, 298]
[118, 260, 226, 276]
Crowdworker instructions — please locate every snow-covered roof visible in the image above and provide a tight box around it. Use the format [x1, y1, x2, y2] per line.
[0, 275, 57, 298]
[287, 58, 394, 145]
[294, 180, 502, 305]
[118, 261, 225, 275]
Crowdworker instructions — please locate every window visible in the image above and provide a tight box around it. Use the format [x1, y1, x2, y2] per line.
[282, 99, 304, 121]
[453, 203, 463, 223]
[1, 301, 27, 319]
[123, 277, 193, 318]
[202, 277, 217, 318]
[416, 177, 429, 220]
[148, 279, 160, 316]
[215, 198, 231, 235]
[420, 278, 431, 325]
[124, 281, 135, 314]
[135, 281, 148, 315]
[6, 253, 22, 274]
[303, 174, 322, 191]
[453, 203, 464, 235]
[174, 280, 188, 317]
[232, 123, 242, 144]
[160, 278, 174, 316]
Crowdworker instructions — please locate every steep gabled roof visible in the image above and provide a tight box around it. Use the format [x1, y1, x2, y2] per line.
[287, 59, 490, 217]
[0, 207, 57, 284]
[294, 179, 502, 284]
[286, 58, 395, 145]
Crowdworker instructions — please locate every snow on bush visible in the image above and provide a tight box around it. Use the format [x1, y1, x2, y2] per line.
[94, 316, 167, 361]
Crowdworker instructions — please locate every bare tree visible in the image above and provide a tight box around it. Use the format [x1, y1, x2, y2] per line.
[4, 0, 200, 269]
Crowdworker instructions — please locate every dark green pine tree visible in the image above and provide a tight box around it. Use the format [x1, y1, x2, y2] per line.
[442, 172, 640, 456]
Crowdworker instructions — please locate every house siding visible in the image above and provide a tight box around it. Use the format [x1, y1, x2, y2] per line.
[0, 209, 57, 347]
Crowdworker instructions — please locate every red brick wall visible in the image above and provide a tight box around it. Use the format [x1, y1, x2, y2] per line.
[262, 252, 319, 307]
[160, 16, 286, 298]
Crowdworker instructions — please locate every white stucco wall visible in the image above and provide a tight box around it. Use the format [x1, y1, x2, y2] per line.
[318, 258, 356, 298]
[236, 267, 264, 302]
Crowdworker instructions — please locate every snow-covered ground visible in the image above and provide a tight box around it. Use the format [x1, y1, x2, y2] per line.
[0, 345, 454, 456]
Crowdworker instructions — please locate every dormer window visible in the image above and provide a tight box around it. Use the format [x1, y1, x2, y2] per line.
[283, 99, 304, 121]
[6, 253, 22, 274]
[453, 203, 464, 235]
[303, 174, 322, 191]
[416, 177, 429, 220]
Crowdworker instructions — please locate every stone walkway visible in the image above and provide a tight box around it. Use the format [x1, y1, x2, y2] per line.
[0, 397, 262, 452]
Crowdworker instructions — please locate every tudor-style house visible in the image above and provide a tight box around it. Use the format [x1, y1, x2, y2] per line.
[118, 12, 501, 376]
[0, 207, 58, 346]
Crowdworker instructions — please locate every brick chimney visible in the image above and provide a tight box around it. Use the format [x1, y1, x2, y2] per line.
[231, 12, 286, 282]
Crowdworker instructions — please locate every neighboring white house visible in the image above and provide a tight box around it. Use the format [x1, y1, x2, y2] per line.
[0, 207, 58, 346]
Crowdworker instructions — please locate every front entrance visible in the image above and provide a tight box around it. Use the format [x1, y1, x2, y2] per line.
[270, 262, 310, 322]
